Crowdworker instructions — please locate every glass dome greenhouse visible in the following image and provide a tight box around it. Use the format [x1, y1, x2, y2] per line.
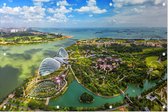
[58, 47, 68, 58]
[39, 58, 61, 76]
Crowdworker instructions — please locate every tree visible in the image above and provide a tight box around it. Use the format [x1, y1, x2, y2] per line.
[80, 92, 94, 103]
[15, 87, 23, 97]
[104, 103, 110, 109]
[28, 100, 39, 110]
[82, 76, 91, 84]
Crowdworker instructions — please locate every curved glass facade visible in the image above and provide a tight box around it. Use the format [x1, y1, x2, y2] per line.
[58, 47, 68, 58]
[39, 58, 61, 76]
[53, 57, 65, 64]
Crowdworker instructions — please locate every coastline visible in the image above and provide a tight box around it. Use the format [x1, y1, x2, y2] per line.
[64, 35, 73, 38]
[0, 36, 71, 46]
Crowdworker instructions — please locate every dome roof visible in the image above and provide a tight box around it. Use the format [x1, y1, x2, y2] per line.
[53, 57, 67, 64]
[39, 58, 61, 76]
[58, 47, 68, 58]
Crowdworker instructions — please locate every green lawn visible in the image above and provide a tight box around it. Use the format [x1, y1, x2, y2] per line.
[143, 48, 163, 53]
[146, 56, 164, 69]
[145, 56, 165, 77]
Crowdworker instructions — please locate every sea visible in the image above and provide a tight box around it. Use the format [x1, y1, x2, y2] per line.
[34, 27, 167, 40]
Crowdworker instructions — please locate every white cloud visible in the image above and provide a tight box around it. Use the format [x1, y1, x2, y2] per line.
[47, 0, 72, 23]
[154, 0, 165, 5]
[89, 14, 93, 17]
[131, 8, 143, 13]
[0, 0, 166, 27]
[3, 3, 7, 6]
[48, 6, 72, 14]
[0, 5, 46, 22]
[0, 6, 21, 15]
[68, 14, 74, 18]
[47, 6, 72, 22]
[22, 6, 45, 21]
[113, 0, 166, 8]
[110, 0, 167, 27]
[76, 0, 106, 14]
[109, 3, 113, 7]
[162, 2, 166, 6]
[47, 13, 68, 22]
[0, 0, 73, 25]
[104, 5, 166, 27]
[73, 4, 166, 27]
[57, 0, 70, 6]
[33, 0, 50, 6]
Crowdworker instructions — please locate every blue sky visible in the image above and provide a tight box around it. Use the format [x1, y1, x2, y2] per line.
[0, 0, 167, 28]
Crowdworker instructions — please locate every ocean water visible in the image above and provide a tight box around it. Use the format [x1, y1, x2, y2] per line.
[34, 27, 167, 40]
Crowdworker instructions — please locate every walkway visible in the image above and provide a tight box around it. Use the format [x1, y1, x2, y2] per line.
[0, 94, 15, 109]
[107, 103, 129, 111]
[68, 65, 80, 83]
[117, 86, 133, 104]
[45, 98, 50, 105]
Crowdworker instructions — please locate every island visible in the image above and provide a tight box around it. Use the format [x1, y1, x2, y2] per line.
[79, 92, 94, 103]
[0, 38, 167, 111]
[0, 28, 71, 45]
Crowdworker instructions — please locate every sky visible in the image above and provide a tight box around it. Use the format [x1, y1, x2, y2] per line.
[0, 0, 167, 28]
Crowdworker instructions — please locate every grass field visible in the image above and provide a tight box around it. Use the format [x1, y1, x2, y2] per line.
[143, 48, 164, 53]
[145, 56, 164, 77]
[146, 56, 162, 68]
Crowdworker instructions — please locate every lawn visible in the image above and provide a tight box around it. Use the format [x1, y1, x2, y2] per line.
[145, 56, 165, 77]
[145, 56, 163, 69]
[143, 48, 163, 53]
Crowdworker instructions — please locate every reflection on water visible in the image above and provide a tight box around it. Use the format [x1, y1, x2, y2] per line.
[43, 50, 58, 57]
[24, 48, 42, 54]
[0, 65, 20, 101]
[7, 53, 32, 60]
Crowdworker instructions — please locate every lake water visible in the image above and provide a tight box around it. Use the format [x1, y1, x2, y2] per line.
[49, 80, 156, 107]
[0, 27, 166, 102]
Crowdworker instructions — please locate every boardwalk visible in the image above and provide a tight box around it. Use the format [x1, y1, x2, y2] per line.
[117, 87, 133, 104]
[0, 94, 15, 109]
[45, 98, 50, 105]
[68, 65, 80, 83]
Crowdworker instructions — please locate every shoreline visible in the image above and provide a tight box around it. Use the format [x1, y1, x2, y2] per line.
[0, 36, 72, 46]
[75, 79, 128, 99]
[64, 35, 73, 38]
